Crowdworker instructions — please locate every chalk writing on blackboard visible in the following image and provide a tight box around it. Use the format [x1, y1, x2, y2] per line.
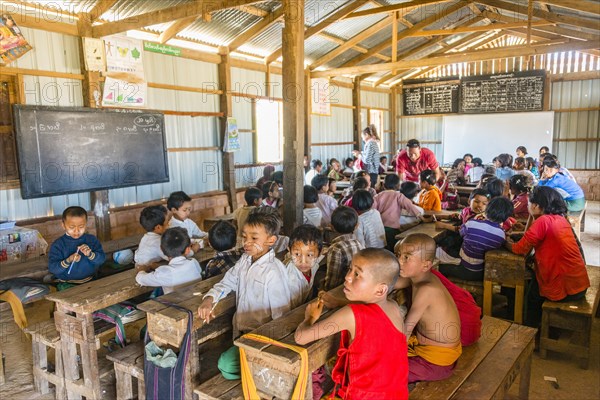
[402, 76, 460, 115]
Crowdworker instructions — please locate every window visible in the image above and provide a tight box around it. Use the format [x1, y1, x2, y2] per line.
[369, 109, 384, 151]
[255, 99, 283, 163]
[0, 76, 20, 188]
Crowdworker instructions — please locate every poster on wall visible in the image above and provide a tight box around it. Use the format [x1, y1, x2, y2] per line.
[223, 117, 240, 152]
[102, 76, 147, 107]
[102, 36, 147, 108]
[311, 78, 332, 116]
[0, 14, 32, 64]
[83, 37, 106, 72]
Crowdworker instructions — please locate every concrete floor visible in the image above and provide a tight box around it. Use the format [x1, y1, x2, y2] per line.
[1, 202, 599, 400]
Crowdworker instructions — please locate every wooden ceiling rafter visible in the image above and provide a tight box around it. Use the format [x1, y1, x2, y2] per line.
[91, 0, 263, 38]
[311, 39, 599, 78]
[535, 0, 600, 15]
[408, 19, 553, 37]
[339, 1, 472, 69]
[264, 0, 370, 64]
[343, 0, 451, 19]
[86, 0, 118, 22]
[158, 16, 201, 44]
[227, 6, 284, 51]
[318, 32, 391, 61]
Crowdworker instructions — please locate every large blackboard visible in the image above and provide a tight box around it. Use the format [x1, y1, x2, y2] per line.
[14, 105, 169, 199]
[460, 69, 546, 114]
[402, 76, 459, 115]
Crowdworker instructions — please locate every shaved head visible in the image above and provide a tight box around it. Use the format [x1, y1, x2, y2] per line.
[354, 248, 400, 291]
[395, 233, 436, 262]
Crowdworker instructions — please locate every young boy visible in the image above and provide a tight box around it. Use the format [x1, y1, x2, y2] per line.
[393, 234, 462, 384]
[295, 248, 408, 399]
[48, 206, 106, 285]
[205, 220, 243, 278]
[303, 185, 323, 227]
[286, 224, 324, 309]
[134, 205, 170, 267]
[438, 197, 513, 281]
[135, 227, 202, 294]
[198, 211, 292, 334]
[167, 191, 206, 252]
[232, 187, 262, 239]
[312, 174, 338, 225]
[323, 206, 364, 291]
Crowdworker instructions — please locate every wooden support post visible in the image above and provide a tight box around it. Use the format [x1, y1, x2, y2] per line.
[390, 87, 397, 157]
[78, 12, 111, 241]
[304, 68, 312, 163]
[218, 46, 238, 213]
[352, 77, 362, 150]
[281, 0, 305, 235]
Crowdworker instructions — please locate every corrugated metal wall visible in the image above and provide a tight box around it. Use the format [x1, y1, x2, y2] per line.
[361, 90, 391, 155]
[398, 115, 445, 163]
[551, 79, 600, 170]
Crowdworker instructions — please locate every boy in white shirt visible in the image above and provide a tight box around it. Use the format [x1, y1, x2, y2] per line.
[303, 185, 323, 227]
[198, 211, 292, 378]
[167, 191, 206, 252]
[135, 227, 202, 294]
[286, 224, 324, 309]
[312, 174, 338, 226]
[134, 205, 170, 267]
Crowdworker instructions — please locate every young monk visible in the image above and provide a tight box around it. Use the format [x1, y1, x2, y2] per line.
[394, 233, 462, 383]
[296, 248, 408, 399]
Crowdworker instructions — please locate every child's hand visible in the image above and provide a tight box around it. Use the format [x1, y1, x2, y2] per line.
[198, 297, 214, 323]
[191, 242, 201, 253]
[304, 298, 324, 325]
[78, 244, 92, 257]
[319, 291, 343, 309]
[67, 252, 81, 263]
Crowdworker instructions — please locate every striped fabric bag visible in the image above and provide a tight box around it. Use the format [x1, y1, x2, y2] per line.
[143, 299, 193, 400]
[93, 303, 136, 347]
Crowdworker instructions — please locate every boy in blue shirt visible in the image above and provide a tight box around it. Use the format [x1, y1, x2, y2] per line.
[48, 206, 106, 285]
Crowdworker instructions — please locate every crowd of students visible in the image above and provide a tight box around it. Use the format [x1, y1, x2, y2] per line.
[44, 139, 590, 399]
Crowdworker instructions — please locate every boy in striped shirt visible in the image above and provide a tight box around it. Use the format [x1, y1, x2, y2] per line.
[438, 197, 514, 282]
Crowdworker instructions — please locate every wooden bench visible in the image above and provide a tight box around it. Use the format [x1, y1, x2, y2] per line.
[23, 319, 66, 399]
[566, 201, 587, 239]
[137, 275, 236, 399]
[194, 374, 243, 400]
[106, 341, 145, 400]
[540, 265, 599, 369]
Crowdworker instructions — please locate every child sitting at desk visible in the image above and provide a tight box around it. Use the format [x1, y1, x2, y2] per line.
[134, 205, 170, 268]
[303, 185, 323, 227]
[232, 187, 262, 239]
[295, 248, 408, 399]
[399, 181, 425, 226]
[418, 169, 442, 211]
[167, 191, 206, 252]
[393, 234, 462, 383]
[286, 224, 324, 309]
[135, 227, 202, 294]
[509, 175, 530, 220]
[323, 206, 364, 291]
[261, 181, 281, 209]
[351, 189, 386, 249]
[49, 206, 106, 287]
[204, 221, 243, 279]
[438, 197, 513, 281]
[506, 186, 589, 327]
[312, 174, 338, 226]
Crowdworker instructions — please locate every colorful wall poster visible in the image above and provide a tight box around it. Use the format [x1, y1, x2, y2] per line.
[223, 117, 240, 152]
[0, 14, 32, 64]
[311, 78, 332, 116]
[102, 76, 147, 107]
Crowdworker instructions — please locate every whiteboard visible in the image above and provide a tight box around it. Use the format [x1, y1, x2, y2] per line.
[442, 112, 554, 165]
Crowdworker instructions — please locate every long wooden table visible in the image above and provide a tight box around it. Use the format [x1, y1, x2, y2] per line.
[137, 275, 236, 399]
[45, 268, 154, 400]
[396, 222, 447, 241]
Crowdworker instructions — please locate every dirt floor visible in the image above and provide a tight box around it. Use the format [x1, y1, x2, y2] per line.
[1, 202, 599, 400]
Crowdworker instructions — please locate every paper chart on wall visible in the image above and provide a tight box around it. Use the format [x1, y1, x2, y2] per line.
[102, 76, 147, 107]
[104, 37, 145, 77]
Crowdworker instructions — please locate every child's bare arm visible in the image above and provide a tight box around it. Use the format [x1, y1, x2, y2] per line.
[404, 285, 432, 338]
[393, 276, 411, 291]
[295, 302, 354, 345]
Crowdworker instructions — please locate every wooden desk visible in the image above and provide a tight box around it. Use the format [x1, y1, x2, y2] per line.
[411, 317, 536, 399]
[45, 269, 153, 400]
[137, 275, 235, 399]
[396, 222, 447, 241]
[454, 185, 477, 196]
[203, 213, 235, 232]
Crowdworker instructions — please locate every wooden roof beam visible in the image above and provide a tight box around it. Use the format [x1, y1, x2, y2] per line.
[309, 16, 393, 69]
[476, 0, 599, 31]
[311, 39, 598, 78]
[344, 0, 451, 19]
[158, 16, 200, 44]
[85, 0, 118, 22]
[228, 7, 284, 51]
[340, 1, 472, 68]
[536, 0, 600, 15]
[235, 4, 269, 17]
[92, 0, 262, 38]
[409, 20, 552, 37]
[318, 32, 391, 61]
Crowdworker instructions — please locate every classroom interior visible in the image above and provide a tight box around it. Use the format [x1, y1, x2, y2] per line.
[0, 0, 599, 399]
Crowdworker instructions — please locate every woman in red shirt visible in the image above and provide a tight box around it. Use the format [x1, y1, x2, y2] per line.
[506, 186, 589, 327]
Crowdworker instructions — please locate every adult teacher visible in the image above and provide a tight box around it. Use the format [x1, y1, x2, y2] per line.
[395, 139, 442, 183]
[361, 124, 381, 186]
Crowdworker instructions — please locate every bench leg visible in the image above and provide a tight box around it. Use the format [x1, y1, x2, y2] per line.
[0, 345, 4, 385]
[54, 344, 67, 400]
[79, 313, 102, 400]
[540, 309, 549, 359]
[483, 280, 493, 317]
[137, 377, 146, 400]
[514, 283, 525, 325]
[32, 341, 50, 394]
[518, 351, 532, 400]
[114, 365, 134, 400]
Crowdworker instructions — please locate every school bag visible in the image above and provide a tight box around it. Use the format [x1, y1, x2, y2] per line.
[144, 299, 193, 400]
[432, 269, 482, 346]
[0, 278, 51, 328]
